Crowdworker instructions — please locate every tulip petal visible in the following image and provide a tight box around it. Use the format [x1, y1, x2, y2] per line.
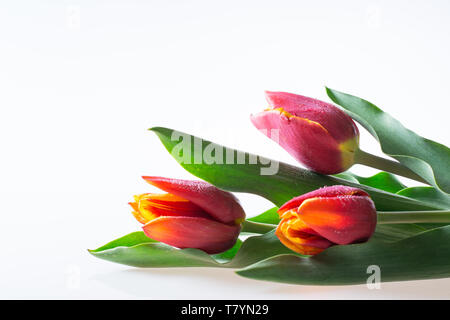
[250, 110, 345, 174]
[298, 195, 377, 245]
[275, 227, 332, 256]
[279, 185, 369, 215]
[142, 216, 241, 254]
[265, 91, 359, 143]
[129, 193, 213, 225]
[140, 193, 211, 218]
[142, 176, 245, 224]
[275, 210, 333, 255]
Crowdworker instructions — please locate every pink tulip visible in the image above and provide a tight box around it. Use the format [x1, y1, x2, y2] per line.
[251, 91, 360, 174]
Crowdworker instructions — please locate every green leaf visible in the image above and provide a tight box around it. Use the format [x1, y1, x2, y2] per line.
[150, 127, 439, 211]
[397, 186, 450, 210]
[337, 172, 449, 210]
[333, 172, 359, 183]
[335, 171, 407, 193]
[89, 231, 157, 253]
[89, 230, 299, 268]
[371, 224, 428, 242]
[247, 207, 280, 224]
[352, 172, 407, 194]
[236, 225, 450, 285]
[326, 88, 450, 194]
[211, 239, 242, 263]
[90, 221, 446, 285]
[89, 233, 219, 268]
[227, 230, 304, 267]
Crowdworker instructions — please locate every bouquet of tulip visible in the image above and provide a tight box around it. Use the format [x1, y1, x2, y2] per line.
[90, 88, 450, 285]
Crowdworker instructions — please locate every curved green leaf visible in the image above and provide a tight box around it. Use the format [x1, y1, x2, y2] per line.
[236, 225, 450, 285]
[352, 172, 406, 194]
[336, 172, 449, 210]
[227, 230, 303, 267]
[90, 242, 220, 268]
[150, 127, 439, 211]
[326, 88, 450, 194]
[211, 239, 242, 263]
[89, 231, 157, 253]
[247, 207, 279, 224]
[333, 172, 359, 183]
[89, 230, 299, 268]
[89, 232, 220, 267]
[91, 221, 445, 285]
[397, 186, 450, 210]
[371, 224, 428, 242]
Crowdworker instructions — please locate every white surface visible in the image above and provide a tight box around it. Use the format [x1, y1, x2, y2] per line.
[1, 0, 450, 299]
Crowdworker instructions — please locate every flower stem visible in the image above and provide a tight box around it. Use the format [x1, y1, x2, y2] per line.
[377, 210, 450, 224]
[354, 148, 429, 184]
[241, 220, 276, 234]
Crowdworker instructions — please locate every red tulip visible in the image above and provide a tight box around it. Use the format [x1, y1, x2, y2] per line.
[250, 91, 359, 174]
[129, 177, 245, 254]
[276, 185, 377, 255]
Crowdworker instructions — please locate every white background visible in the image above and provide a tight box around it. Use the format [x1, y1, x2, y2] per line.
[1, 0, 450, 299]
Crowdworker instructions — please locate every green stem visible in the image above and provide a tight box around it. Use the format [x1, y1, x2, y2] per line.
[354, 148, 429, 185]
[241, 220, 276, 234]
[378, 210, 450, 224]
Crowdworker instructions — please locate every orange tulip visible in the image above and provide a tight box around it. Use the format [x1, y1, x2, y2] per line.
[130, 176, 245, 254]
[276, 185, 377, 255]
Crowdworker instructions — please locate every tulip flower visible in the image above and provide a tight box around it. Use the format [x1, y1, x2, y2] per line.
[275, 185, 377, 255]
[129, 176, 245, 254]
[250, 90, 429, 183]
[250, 91, 360, 174]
